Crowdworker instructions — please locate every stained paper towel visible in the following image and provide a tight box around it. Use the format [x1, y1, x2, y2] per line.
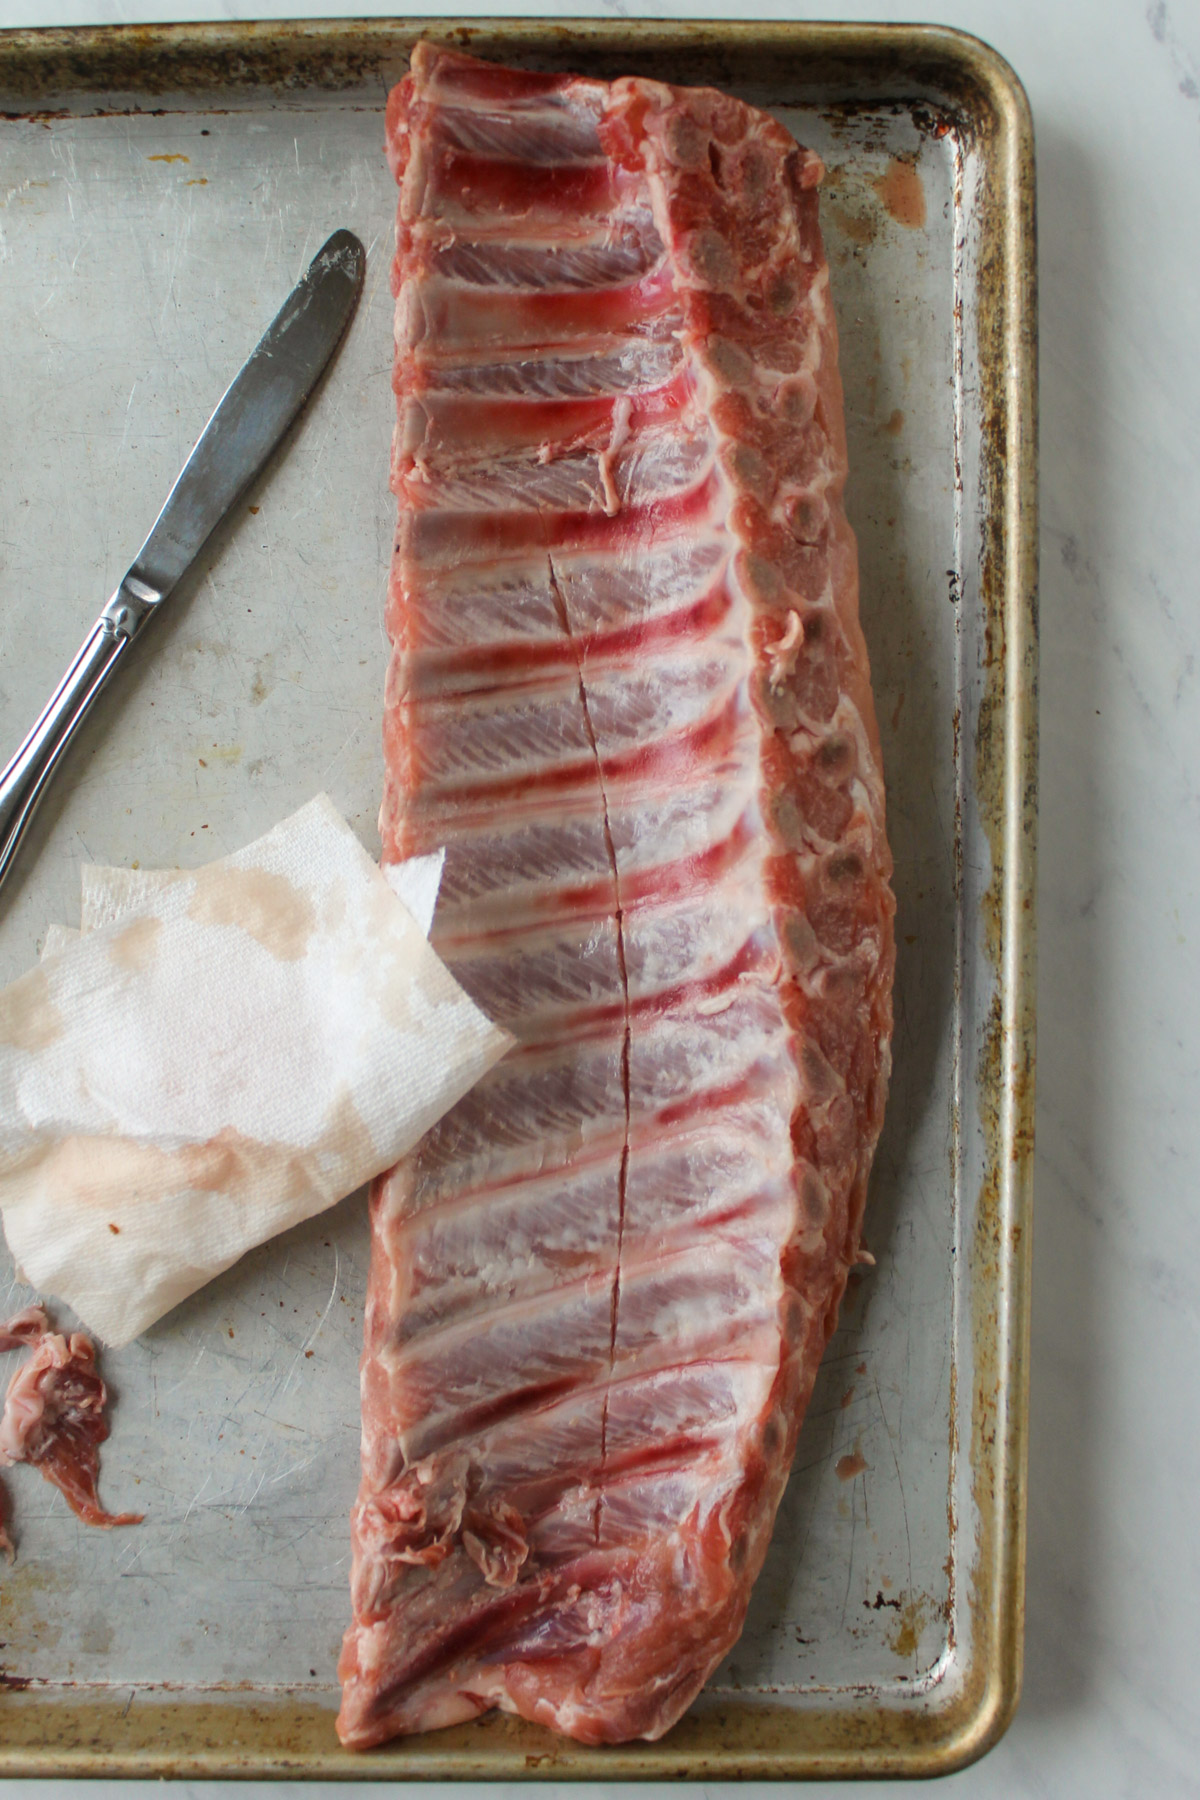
[0, 796, 511, 1347]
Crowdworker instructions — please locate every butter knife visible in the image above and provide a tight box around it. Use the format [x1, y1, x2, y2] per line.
[0, 227, 365, 903]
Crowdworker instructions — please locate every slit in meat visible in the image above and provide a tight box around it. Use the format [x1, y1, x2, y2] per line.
[544, 552, 632, 1549]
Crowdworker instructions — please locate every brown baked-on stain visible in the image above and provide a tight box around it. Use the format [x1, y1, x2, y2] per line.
[826, 199, 875, 247]
[872, 156, 926, 229]
[0, 966, 64, 1053]
[108, 915, 162, 974]
[835, 1448, 868, 1481]
[882, 408, 905, 437]
[888, 1595, 929, 1660]
[188, 865, 315, 961]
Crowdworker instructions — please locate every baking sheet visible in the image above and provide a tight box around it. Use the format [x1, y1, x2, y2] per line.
[0, 18, 1037, 1778]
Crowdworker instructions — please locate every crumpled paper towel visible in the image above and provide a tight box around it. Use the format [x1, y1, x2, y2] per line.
[0, 795, 511, 1347]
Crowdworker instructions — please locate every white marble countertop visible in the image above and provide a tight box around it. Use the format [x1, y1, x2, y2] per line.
[0, 0, 1197, 1796]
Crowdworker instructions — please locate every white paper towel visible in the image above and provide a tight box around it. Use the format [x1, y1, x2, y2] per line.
[0, 796, 510, 1347]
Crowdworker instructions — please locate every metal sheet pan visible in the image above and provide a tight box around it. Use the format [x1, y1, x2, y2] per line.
[0, 17, 1037, 1779]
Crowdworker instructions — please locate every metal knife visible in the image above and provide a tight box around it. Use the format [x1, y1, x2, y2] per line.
[0, 227, 365, 903]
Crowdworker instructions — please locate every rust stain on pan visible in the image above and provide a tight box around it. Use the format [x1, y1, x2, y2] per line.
[0, 15, 1037, 1780]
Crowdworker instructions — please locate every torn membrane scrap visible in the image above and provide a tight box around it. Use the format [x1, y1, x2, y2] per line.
[0, 1304, 139, 1559]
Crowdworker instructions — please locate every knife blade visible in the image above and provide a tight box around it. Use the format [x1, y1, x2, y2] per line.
[0, 227, 365, 903]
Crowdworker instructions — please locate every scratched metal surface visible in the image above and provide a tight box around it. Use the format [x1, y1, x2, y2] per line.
[0, 71, 966, 1713]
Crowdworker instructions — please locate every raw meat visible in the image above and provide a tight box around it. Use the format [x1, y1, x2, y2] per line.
[0, 1303, 141, 1557]
[338, 42, 894, 1747]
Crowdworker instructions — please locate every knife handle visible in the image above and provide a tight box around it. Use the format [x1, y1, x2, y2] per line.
[0, 598, 139, 902]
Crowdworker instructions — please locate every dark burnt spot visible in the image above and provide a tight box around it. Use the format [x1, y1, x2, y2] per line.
[778, 380, 816, 424]
[788, 495, 825, 543]
[665, 111, 707, 170]
[740, 552, 783, 605]
[817, 734, 852, 771]
[726, 442, 774, 504]
[705, 336, 754, 387]
[689, 228, 736, 287]
[739, 142, 772, 203]
[767, 272, 798, 316]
